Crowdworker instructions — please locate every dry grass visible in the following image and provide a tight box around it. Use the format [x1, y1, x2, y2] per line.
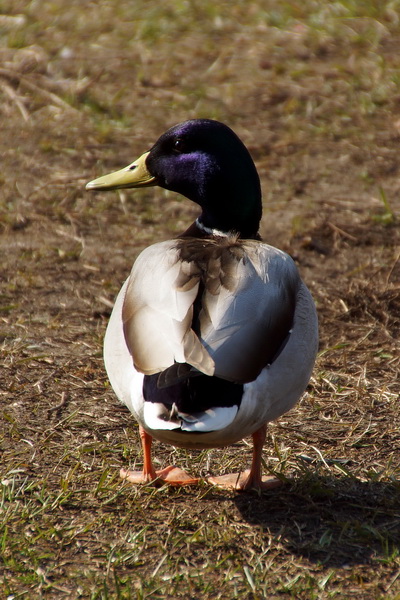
[1, 1, 399, 598]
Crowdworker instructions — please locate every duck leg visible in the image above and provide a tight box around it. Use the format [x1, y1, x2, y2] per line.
[120, 426, 199, 486]
[208, 424, 283, 491]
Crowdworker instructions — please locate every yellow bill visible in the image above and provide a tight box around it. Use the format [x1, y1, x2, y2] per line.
[86, 151, 156, 191]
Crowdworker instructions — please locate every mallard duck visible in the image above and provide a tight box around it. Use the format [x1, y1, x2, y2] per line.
[86, 119, 318, 491]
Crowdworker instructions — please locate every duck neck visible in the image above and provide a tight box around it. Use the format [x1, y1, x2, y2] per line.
[195, 152, 263, 239]
[197, 212, 261, 239]
[197, 190, 262, 239]
[195, 218, 231, 238]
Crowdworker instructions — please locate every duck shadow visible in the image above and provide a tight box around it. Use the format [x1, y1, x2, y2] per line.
[231, 475, 400, 567]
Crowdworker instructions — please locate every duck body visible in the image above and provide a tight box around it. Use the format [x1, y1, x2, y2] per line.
[87, 119, 318, 490]
[104, 237, 317, 450]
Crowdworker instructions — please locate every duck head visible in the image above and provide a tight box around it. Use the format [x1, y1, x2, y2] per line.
[86, 119, 262, 238]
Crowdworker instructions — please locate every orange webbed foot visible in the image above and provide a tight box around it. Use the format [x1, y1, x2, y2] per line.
[120, 465, 199, 487]
[207, 470, 283, 491]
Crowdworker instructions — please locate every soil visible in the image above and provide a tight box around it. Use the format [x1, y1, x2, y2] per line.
[1, 4, 400, 597]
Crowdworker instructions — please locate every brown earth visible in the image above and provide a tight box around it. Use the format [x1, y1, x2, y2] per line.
[1, 2, 400, 598]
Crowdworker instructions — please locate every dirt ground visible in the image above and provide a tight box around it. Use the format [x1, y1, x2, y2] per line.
[1, 2, 400, 598]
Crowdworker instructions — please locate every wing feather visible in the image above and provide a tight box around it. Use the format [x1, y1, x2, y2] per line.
[198, 242, 299, 382]
[122, 241, 215, 375]
[122, 238, 299, 384]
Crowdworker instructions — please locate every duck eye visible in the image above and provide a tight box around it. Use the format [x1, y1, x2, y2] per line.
[173, 138, 186, 153]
